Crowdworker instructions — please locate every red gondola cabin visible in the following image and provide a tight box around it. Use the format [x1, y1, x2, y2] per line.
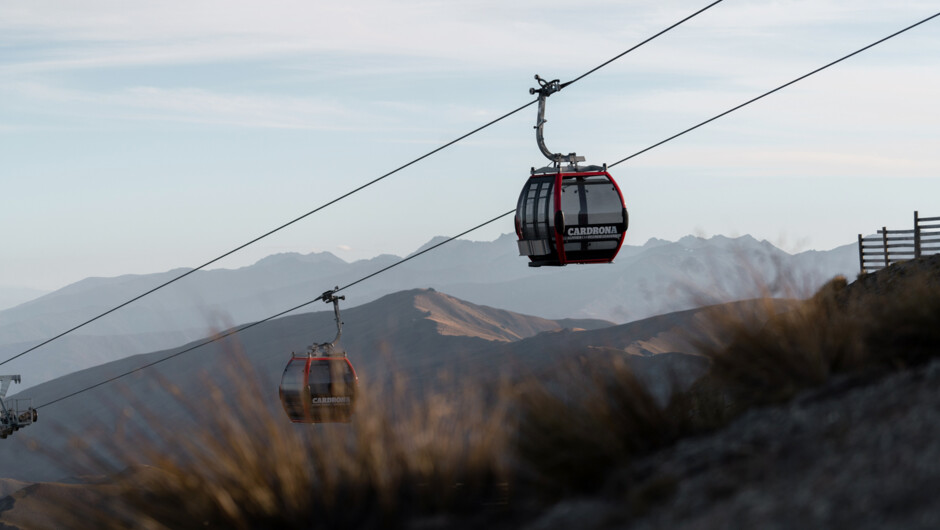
[515, 165, 628, 267]
[279, 355, 358, 423]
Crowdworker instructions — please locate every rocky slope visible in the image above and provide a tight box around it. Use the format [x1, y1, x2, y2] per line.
[526, 358, 940, 530]
[523, 256, 940, 529]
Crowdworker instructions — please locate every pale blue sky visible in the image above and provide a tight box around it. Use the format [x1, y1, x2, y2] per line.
[2, 0, 938, 290]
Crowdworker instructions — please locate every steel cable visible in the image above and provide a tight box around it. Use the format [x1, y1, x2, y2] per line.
[0, 0, 723, 368]
[35, 209, 515, 409]
[610, 11, 940, 168]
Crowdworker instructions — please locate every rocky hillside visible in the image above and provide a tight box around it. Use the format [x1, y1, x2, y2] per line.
[616, 358, 940, 530]
[526, 255, 940, 529]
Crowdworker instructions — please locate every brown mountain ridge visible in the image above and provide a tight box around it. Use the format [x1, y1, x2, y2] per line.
[0, 288, 674, 484]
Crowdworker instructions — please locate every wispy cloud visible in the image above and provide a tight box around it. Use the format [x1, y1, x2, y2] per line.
[631, 144, 940, 178]
[3, 1, 933, 75]
[2, 0, 935, 130]
[1, 79, 520, 132]
[119, 86, 361, 130]
[3, 81, 382, 130]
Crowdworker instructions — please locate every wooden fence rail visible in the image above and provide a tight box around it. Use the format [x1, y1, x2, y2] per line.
[858, 211, 940, 274]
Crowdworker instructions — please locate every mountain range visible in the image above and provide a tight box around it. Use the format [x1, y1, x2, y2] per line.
[0, 233, 857, 389]
[0, 287, 49, 313]
[0, 287, 723, 484]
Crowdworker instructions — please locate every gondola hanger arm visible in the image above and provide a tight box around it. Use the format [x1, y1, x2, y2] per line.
[529, 74, 583, 168]
[316, 287, 345, 352]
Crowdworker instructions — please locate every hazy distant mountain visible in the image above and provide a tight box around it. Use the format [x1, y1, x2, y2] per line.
[0, 288, 714, 483]
[0, 234, 857, 389]
[0, 286, 48, 312]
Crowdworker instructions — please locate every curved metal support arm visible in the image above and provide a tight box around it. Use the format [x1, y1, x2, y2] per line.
[305, 288, 347, 357]
[321, 288, 345, 347]
[529, 75, 584, 168]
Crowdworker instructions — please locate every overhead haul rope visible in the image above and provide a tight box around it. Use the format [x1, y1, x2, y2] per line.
[23, 9, 938, 411]
[556, 0, 727, 93]
[36, 210, 515, 409]
[0, 0, 724, 369]
[609, 10, 940, 168]
[0, 104, 533, 369]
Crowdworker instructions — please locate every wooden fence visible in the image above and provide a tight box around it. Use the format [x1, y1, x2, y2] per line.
[858, 211, 940, 273]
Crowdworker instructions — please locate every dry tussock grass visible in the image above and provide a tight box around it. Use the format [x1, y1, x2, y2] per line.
[41, 357, 511, 529]
[32, 257, 940, 527]
[513, 356, 677, 497]
[855, 261, 940, 369]
[694, 277, 861, 407]
[698, 258, 940, 408]
[515, 257, 940, 501]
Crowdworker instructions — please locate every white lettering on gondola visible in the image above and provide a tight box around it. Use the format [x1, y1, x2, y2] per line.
[311, 397, 351, 405]
[566, 226, 619, 239]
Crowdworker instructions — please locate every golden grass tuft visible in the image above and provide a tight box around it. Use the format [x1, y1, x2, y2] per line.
[698, 257, 940, 408]
[40, 357, 511, 529]
[695, 277, 861, 407]
[514, 256, 940, 503]
[512, 356, 682, 497]
[855, 261, 940, 369]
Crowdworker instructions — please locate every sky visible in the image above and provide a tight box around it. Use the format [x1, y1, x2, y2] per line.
[1, 0, 938, 291]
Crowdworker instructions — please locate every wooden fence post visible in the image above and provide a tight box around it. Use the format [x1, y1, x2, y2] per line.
[858, 234, 865, 274]
[915, 210, 922, 258]
[882, 227, 890, 268]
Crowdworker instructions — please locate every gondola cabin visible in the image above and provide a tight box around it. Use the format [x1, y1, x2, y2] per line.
[0, 375, 37, 440]
[279, 355, 358, 423]
[515, 165, 628, 267]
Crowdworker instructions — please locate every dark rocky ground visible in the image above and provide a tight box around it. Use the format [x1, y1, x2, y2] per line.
[523, 357, 940, 530]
